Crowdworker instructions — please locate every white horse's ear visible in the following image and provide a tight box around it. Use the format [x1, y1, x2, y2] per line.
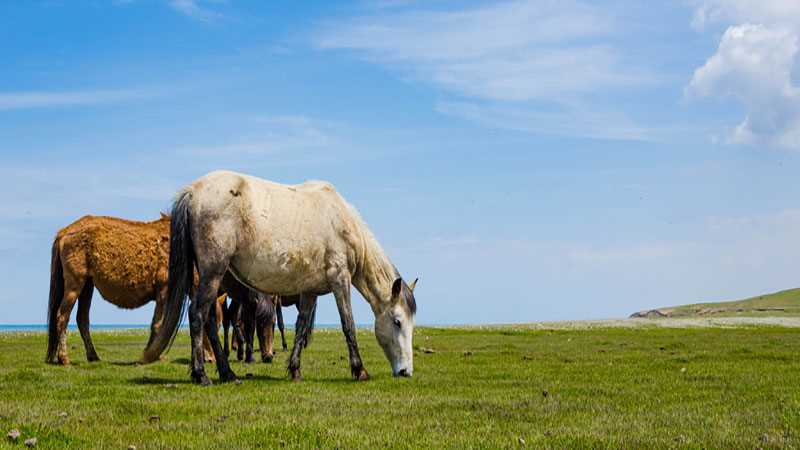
[391, 278, 403, 298]
[408, 278, 418, 292]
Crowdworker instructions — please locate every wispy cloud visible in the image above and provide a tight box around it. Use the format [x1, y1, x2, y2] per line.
[0, 88, 159, 111]
[314, 0, 657, 140]
[168, 0, 222, 22]
[436, 100, 652, 141]
[180, 115, 340, 164]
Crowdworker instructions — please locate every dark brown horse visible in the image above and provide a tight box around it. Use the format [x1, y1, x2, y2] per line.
[221, 291, 312, 364]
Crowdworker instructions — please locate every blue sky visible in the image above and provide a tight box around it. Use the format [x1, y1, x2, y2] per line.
[2, 0, 800, 325]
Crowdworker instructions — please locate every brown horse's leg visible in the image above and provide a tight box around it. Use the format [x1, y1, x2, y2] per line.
[146, 286, 166, 350]
[203, 334, 216, 362]
[55, 277, 82, 365]
[256, 297, 275, 363]
[76, 279, 99, 362]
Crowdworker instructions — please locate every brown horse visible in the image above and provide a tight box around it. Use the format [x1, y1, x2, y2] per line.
[47, 214, 171, 365]
[47, 214, 226, 365]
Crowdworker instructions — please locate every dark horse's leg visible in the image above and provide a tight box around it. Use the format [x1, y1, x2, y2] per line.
[220, 295, 230, 358]
[242, 300, 256, 364]
[76, 279, 99, 362]
[232, 301, 245, 361]
[190, 272, 237, 385]
[331, 278, 369, 381]
[276, 299, 287, 351]
[287, 294, 317, 381]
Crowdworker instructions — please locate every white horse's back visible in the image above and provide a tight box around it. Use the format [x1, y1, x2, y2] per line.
[188, 171, 363, 296]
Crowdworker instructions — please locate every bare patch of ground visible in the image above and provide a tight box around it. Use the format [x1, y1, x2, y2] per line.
[455, 316, 800, 330]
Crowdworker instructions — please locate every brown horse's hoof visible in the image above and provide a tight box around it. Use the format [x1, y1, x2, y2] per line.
[57, 356, 70, 366]
[87, 354, 100, 362]
[353, 368, 370, 381]
[262, 354, 273, 364]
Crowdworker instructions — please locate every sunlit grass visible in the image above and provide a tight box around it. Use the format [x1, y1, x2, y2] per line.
[1, 325, 799, 448]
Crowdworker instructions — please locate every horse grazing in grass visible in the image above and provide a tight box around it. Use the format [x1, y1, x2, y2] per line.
[217, 273, 276, 363]
[142, 170, 418, 385]
[47, 214, 172, 365]
[47, 214, 228, 365]
[224, 292, 313, 363]
[220, 268, 308, 363]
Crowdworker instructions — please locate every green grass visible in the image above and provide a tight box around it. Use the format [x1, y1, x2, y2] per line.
[640, 287, 800, 317]
[2, 325, 800, 448]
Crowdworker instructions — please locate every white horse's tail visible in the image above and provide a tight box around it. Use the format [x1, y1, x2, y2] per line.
[141, 190, 194, 363]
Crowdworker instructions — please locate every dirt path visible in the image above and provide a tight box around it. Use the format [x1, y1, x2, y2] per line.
[456, 317, 800, 330]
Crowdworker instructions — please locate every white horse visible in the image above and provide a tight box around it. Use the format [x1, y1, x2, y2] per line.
[142, 170, 418, 385]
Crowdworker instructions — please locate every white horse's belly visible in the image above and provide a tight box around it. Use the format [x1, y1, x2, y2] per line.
[231, 239, 330, 295]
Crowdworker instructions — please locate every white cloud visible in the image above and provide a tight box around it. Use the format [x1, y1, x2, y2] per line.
[315, 0, 654, 140]
[688, 3, 800, 149]
[168, 0, 221, 22]
[690, 0, 800, 30]
[0, 88, 157, 110]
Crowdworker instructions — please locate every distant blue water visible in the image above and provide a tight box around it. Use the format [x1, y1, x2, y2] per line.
[0, 323, 371, 332]
[0, 324, 149, 332]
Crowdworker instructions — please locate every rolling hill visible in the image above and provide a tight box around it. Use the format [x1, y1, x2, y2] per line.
[630, 288, 800, 318]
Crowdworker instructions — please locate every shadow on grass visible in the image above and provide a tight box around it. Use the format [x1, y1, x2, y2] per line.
[129, 376, 194, 385]
[109, 361, 140, 367]
[127, 374, 291, 386]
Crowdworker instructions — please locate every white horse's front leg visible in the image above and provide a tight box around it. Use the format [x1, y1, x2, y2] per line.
[331, 276, 369, 381]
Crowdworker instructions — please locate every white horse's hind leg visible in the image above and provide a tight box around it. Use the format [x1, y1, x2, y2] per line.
[190, 272, 237, 385]
[287, 294, 318, 381]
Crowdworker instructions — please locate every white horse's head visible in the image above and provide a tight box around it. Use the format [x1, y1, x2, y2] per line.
[374, 277, 417, 377]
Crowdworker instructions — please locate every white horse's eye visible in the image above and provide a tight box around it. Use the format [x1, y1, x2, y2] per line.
[393, 318, 402, 328]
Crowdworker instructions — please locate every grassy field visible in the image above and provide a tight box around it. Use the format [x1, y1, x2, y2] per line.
[634, 287, 800, 318]
[2, 325, 800, 449]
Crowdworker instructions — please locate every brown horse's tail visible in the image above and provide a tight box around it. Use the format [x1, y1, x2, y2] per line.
[46, 237, 64, 363]
[141, 190, 194, 363]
